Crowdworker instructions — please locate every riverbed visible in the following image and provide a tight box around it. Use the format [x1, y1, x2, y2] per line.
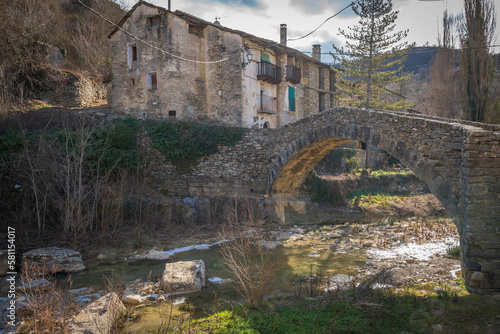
[1, 216, 461, 333]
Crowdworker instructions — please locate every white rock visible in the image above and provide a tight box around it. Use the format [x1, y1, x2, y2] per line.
[161, 260, 205, 293]
[121, 291, 146, 305]
[67, 292, 126, 334]
[22, 247, 85, 274]
[145, 251, 171, 260]
[274, 231, 294, 241]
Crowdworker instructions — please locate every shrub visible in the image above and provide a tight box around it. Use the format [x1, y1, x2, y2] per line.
[218, 200, 280, 308]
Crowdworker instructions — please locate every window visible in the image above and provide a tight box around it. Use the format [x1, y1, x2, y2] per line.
[128, 78, 135, 91]
[319, 92, 326, 112]
[288, 86, 295, 112]
[147, 72, 157, 90]
[263, 122, 270, 128]
[329, 71, 336, 92]
[148, 15, 161, 27]
[188, 24, 204, 37]
[319, 68, 325, 90]
[168, 110, 176, 118]
[128, 45, 137, 63]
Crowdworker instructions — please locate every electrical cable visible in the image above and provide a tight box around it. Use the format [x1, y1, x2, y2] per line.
[77, 0, 231, 65]
[287, 2, 354, 42]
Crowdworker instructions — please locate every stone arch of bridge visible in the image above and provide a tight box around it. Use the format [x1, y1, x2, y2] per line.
[269, 122, 460, 222]
[266, 108, 500, 295]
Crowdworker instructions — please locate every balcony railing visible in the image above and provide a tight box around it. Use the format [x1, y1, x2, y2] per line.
[285, 65, 301, 84]
[258, 94, 277, 114]
[257, 62, 281, 84]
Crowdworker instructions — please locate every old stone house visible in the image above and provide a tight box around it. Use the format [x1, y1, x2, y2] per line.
[108, 1, 337, 128]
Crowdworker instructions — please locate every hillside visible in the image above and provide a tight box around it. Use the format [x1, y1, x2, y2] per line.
[0, 0, 125, 108]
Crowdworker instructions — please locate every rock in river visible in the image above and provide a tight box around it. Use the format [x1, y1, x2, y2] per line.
[22, 247, 85, 274]
[161, 260, 205, 293]
[67, 292, 125, 334]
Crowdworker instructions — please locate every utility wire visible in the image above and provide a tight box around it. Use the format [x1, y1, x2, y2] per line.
[287, 2, 354, 42]
[77, 0, 231, 64]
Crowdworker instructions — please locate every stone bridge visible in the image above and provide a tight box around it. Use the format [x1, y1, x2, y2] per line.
[152, 107, 500, 294]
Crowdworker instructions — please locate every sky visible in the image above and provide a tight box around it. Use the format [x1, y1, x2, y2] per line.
[121, 0, 500, 58]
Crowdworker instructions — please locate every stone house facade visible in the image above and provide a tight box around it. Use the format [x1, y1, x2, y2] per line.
[108, 1, 337, 128]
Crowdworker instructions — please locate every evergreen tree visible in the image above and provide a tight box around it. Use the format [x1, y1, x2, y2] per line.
[331, 0, 414, 111]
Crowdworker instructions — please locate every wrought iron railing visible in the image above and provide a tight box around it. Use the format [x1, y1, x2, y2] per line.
[285, 65, 301, 84]
[257, 62, 281, 84]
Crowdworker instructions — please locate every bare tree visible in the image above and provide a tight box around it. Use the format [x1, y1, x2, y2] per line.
[218, 200, 280, 308]
[426, 10, 463, 119]
[459, 0, 497, 122]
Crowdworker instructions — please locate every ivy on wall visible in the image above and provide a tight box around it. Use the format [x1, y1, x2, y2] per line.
[145, 120, 244, 163]
[0, 117, 245, 173]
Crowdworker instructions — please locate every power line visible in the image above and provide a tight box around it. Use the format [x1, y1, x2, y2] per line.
[287, 2, 354, 42]
[77, 0, 231, 65]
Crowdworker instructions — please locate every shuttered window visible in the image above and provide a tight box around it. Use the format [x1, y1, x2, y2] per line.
[288, 86, 295, 112]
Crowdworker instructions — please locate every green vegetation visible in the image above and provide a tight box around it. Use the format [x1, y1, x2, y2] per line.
[0, 116, 244, 239]
[331, 0, 414, 111]
[352, 169, 412, 177]
[304, 171, 347, 205]
[145, 120, 244, 163]
[180, 310, 258, 334]
[447, 246, 461, 259]
[322, 148, 357, 171]
[0, 117, 142, 176]
[304, 169, 416, 208]
[177, 280, 499, 334]
[348, 190, 403, 209]
[0, 117, 244, 169]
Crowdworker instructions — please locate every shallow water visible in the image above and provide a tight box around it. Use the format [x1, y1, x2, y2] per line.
[67, 244, 367, 291]
[64, 243, 367, 333]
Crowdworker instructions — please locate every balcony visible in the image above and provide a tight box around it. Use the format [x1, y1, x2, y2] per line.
[285, 65, 301, 84]
[257, 62, 281, 84]
[258, 94, 277, 114]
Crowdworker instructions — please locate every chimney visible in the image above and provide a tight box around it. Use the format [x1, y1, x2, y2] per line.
[312, 44, 321, 62]
[280, 24, 287, 46]
[168, 0, 171, 11]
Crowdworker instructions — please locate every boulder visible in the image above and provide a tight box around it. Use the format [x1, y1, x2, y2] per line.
[325, 274, 356, 291]
[0, 250, 8, 276]
[67, 292, 125, 334]
[161, 260, 205, 293]
[121, 291, 146, 305]
[22, 247, 85, 274]
[145, 251, 171, 261]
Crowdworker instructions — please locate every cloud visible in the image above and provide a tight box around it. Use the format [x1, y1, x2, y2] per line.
[289, 0, 356, 17]
[205, 0, 262, 8]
